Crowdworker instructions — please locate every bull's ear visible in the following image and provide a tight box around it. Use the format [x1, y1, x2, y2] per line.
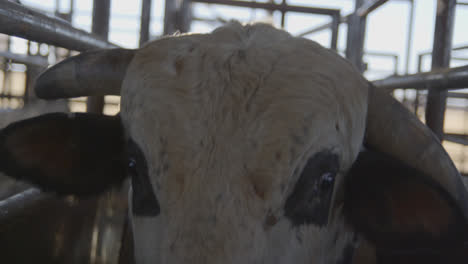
[345, 150, 468, 262]
[0, 112, 127, 196]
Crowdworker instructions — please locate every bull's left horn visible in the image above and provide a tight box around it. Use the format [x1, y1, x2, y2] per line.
[35, 48, 135, 99]
[365, 84, 468, 218]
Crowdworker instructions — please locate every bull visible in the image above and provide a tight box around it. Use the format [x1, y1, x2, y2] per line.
[0, 22, 467, 263]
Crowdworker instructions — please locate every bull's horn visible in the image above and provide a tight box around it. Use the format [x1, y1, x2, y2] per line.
[366, 84, 468, 217]
[35, 48, 135, 99]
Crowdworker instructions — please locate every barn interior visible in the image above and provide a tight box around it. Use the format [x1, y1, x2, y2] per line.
[0, 0, 467, 263]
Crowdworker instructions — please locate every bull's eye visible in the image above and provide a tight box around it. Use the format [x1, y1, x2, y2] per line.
[128, 157, 137, 170]
[284, 151, 339, 227]
[320, 172, 335, 190]
[127, 139, 160, 217]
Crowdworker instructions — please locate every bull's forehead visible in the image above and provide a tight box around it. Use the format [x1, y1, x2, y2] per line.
[120, 23, 368, 206]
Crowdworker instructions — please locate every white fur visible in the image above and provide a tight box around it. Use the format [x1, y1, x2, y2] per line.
[121, 22, 369, 264]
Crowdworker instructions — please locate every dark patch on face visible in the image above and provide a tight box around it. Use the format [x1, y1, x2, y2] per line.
[285, 151, 339, 227]
[127, 139, 160, 217]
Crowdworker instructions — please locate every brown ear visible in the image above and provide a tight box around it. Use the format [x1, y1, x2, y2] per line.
[345, 150, 468, 263]
[0, 113, 127, 195]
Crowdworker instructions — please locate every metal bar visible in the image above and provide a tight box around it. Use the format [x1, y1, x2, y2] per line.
[372, 65, 468, 91]
[453, 45, 468, 51]
[418, 44, 468, 59]
[91, 0, 110, 37]
[0, 1, 117, 51]
[298, 15, 349, 37]
[280, 0, 286, 28]
[365, 51, 399, 57]
[179, 0, 192, 33]
[0, 188, 52, 222]
[444, 133, 468, 146]
[457, 2, 468, 5]
[139, 0, 152, 47]
[0, 51, 48, 67]
[298, 22, 333, 36]
[345, 0, 367, 73]
[330, 12, 340, 50]
[164, 0, 177, 34]
[356, 0, 389, 17]
[425, 0, 456, 140]
[86, 0, 111, 114]
[447, 92, 468, 99]
[405, 0, 415, 73]
[363, 51, 400, 74]
[191, 0, 341, 16]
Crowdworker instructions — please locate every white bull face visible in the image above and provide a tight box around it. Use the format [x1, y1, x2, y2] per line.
[1, 22, 468, 264]
[120, 24, 367, 263]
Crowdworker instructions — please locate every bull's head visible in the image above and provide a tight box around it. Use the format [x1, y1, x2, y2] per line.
[1, 23, 468, 263]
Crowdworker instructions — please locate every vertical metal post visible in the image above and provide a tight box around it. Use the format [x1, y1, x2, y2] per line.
[179, 0, 192, 33]
[425, 0, 456, 140]
[405, 0, 415, 114]
[139, 0, 152, 47]
[405, 0, 414, 74]
[280, 0, 286, 28]
[345, 0, 366, 73]
[164, 0, 177, 34]
[164, 0, 191, 34]
[87, 0, 111, 114]
[330, 13, 340, 51]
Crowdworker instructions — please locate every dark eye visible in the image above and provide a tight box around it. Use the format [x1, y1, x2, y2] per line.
[320, 172, 335, 190]
[284, 151, 339, 227]
[127, 139, 160, 217]
[128, 157, 137, 170]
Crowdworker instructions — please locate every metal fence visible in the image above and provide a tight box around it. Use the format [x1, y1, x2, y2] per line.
[0, 1, 128, 263]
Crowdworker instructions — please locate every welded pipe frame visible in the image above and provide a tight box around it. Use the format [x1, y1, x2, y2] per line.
[372, 65, 468, 91]
[0, 0, 117, 51]
[192, 0, 341, 50]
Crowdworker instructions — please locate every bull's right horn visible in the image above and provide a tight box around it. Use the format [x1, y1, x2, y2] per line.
[35, 48, 135, 99]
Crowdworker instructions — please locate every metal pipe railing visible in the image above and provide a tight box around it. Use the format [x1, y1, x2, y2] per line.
[0, 188, 52, 222]
[0, 1, 117, 51]
[297, 15, 348, 37]
[445, 133, 468, 146]
[0, 51, 48, 67]
[356, 0, 389, 17]
[192, 0, 340, 16]
[372, 65, 468, 91]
